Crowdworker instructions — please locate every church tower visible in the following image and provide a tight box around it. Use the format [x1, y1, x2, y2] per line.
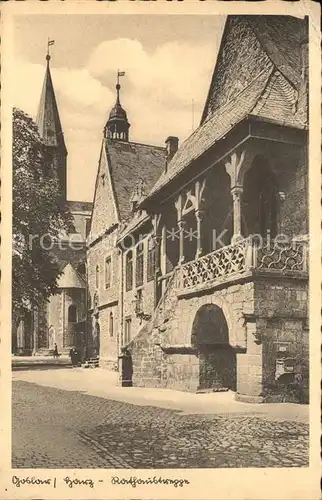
[36, 48, 68, 201]
[104, 72, 130, 141]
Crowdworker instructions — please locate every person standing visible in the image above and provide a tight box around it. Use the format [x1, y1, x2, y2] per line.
[69, 347, 77, 367]
[53, 343, 59, 359]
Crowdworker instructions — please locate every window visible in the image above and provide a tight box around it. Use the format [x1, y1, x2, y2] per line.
[135, 289, 143, 315]
[95, 265, 99, 289]
[68, 305, 77, 323]
[109, 312, 114, 337]
[125, 251, 133, 291]
[147, 237, 155, 282]
[124, 317, 132, 345]
[105, 256, 112, 289]
[136, 242, 144, 287]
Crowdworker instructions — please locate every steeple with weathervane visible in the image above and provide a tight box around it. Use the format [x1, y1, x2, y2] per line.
[36, 39, 68, 202]
[104, 71, 130, 142]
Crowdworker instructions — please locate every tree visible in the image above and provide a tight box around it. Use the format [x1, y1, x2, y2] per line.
[12, 107, 72, 328]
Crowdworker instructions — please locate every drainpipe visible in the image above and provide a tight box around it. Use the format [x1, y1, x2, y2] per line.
[118, 246, 124, 356]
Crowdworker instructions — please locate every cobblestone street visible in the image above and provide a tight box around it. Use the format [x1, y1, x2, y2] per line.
[12, 375, 309, 469]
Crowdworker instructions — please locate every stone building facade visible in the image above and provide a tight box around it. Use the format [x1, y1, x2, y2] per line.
[87, 78, 166, 369]
[13, 52, 92, 356]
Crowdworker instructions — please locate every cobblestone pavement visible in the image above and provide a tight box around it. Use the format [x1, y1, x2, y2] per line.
[12, 381, 309, 469]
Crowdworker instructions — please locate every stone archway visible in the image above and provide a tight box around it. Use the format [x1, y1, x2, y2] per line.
[191, 304, 236, 391]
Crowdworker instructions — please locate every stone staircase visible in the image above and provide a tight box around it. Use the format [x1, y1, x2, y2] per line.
[127, 268, 180, 387]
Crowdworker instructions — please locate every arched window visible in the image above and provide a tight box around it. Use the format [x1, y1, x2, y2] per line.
[105, 256, 112, 289]
[136, 242, 144, 287]
[95, 265, 99, 289]
[68, 305, 77, 323]
[126, 251, 133, 291]
[109, 312, 114, 337]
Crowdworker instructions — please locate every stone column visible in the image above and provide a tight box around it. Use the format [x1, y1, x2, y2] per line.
[195, 210, 204, 259]
[178, 220, 186, 264]
[231, 186, 243, 243]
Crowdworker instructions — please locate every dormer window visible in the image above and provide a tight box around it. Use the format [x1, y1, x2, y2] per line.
[101, 173, 106, 186]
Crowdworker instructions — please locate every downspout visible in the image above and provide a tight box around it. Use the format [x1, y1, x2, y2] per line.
[118, 246, 124, 357]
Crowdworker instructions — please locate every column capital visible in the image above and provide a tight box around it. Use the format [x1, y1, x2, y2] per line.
[231, 185, 243, 199]
[177, 219, 186, 229]
[152, 234, 161, 245]
[195, 209, 205, 221]
[225, 150, 246, 188]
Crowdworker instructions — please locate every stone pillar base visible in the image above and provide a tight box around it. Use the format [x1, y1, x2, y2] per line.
[235, 393, 264, 404]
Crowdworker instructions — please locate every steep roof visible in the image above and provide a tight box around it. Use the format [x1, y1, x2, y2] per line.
[201, 15, 306, 124]
[145, 15, 307, 201]
[247, 15, 304, 88]
[105, 139, 166, 221]
[36, 56, 67, 152]
[57, 263, 85, 289]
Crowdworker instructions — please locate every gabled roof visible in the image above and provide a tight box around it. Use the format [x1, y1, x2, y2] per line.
[145, 67, 270, 199]
[67, 200, 93, 214]
[201, 15, 306, 124]
[57, 262, 85, 289]
[105, 139, 166, 221]
[36, 57, 67, 152]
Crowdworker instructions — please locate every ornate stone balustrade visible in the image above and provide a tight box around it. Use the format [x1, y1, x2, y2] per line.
[177, 238, 308, 293]
[255, 239, 308, 273]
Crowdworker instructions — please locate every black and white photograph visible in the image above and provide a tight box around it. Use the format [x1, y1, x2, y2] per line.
[0, 2, 320, 499]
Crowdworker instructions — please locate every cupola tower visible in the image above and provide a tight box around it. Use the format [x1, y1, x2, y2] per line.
[104, 71, 130, 141]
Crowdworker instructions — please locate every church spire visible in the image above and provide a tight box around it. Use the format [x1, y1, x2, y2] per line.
[36, 41, 67, 153]
[104, 71, 130, 142]
[36, 41, 68, 201]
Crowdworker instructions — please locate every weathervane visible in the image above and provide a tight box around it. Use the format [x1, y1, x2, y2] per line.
[116, 70, 125, 103]
[46, 38, 55, 61]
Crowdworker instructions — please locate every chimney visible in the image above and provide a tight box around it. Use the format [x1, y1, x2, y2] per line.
[165, 136, 179, 162]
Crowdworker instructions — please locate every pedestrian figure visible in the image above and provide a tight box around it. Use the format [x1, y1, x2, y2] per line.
[53, 343, 59, 359]
[69, 347, 78, 367]
[119, 347, 133, 387]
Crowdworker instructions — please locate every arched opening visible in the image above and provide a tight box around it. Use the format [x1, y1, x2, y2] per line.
[68, 305, 77, 323]
[242, 156, 278, 239]
[191, 304, 236, 391]
[93, 320, 100, 356]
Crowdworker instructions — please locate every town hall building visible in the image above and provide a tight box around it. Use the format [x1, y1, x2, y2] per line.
[88, 14, 309, 403]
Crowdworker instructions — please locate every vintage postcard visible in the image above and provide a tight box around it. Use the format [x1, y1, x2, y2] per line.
[0, 1, 321, 499]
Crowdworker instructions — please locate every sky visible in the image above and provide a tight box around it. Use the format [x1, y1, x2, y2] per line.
[13, 14, 225, 202]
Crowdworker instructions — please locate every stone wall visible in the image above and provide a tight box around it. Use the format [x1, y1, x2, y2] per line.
[128, 274, 308, 402]
[254, 278, 309, 401]
[130, 325, 164, 388]
[96, 304, 119, 370]
[87, 229, 120, 365]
